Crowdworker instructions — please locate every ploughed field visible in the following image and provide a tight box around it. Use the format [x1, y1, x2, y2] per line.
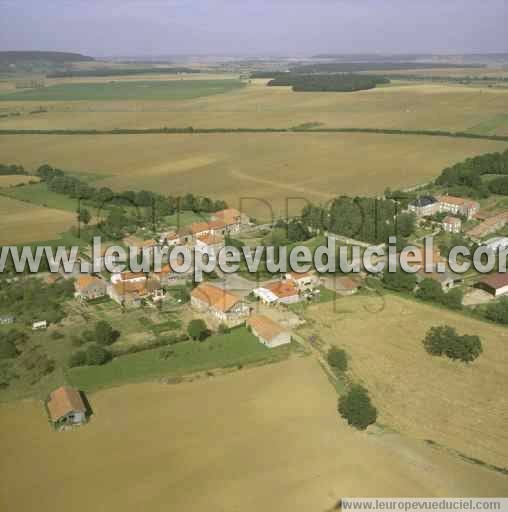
[0, 357, 506, 512]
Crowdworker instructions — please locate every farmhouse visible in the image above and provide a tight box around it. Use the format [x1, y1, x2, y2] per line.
[284, 271, 320, 293]
[254, 281, 301, 305]
[474, 273, 508, 298]
[152, 263, 190, 286]
[46, 386, 87, 429]
[111, 271, 147, 285]
[191, 283, 249, 326]
[247, 315, 291, 348]
[408, 196, 439, 217]
[212, 208, 249, 233]
[195, 233, 225, 255]
[442, 216, 462, 234]
[189, 219, 227, 238]
[123, 236, 157, 256]
[108, 279, 164, 307]
[74, 275, 107, 300]
[438, 195, 479, 220]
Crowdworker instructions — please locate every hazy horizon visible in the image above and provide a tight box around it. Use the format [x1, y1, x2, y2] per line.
[1, 0, 507, 58]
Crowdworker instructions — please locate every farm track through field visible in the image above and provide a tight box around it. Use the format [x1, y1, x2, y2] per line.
[229, 168, 333, 199]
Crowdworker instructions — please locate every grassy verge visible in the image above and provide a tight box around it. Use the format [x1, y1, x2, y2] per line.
[67, 327, 297, 393]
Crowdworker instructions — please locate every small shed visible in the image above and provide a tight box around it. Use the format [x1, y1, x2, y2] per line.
[32, 320, 47, 331]
[47, 386, 88, 429]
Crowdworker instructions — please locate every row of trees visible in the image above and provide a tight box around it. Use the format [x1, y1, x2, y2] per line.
[0, 164, 26, 176]
[267, 73, 389, 92]
[327, 346, 378, 430]
[47, 67, 200, 78]
[301, 197, 416, 244]
[35, 164, 227, 240]
[435, 149, 508, 198]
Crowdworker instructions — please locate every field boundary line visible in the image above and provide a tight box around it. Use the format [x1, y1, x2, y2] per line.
[0, 127, 508, 142]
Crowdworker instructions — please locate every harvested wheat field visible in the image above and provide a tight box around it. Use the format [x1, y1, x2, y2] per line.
[0, 133, 507, 218]
[0, 80, 507, 134]
[0, 358, 506, 512]
[304, 294, 508, 469]
[0, 195, 75, 244]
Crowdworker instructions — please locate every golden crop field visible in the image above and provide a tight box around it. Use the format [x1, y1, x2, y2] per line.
[304, 294, 508, 469]
[0, 78, 507, 135]
[0, 195, 75, 244]
[0, 133, 506, 218]
[0, 357, 506, 512]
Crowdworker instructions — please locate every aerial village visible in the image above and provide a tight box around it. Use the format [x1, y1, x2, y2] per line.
[1, 194, 507, 431]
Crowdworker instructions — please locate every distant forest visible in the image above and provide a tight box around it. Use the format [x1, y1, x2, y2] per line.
[0, 51, 94, 64]
[267, 74, 390, 92]
[289, 62, 485, 73]
[47, 67, 200, 78]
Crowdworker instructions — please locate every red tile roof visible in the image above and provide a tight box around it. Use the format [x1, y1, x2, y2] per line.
[47, 387, 86, 422]
[247, 315, 287, 342]
[266, 281, 299, 299]
[476, 273, 508, 290]
[191, 283, 242, 312]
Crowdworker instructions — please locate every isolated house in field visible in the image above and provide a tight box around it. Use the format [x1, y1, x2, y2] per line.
[74, 275, 107, 300]
[211, 208, 250, 233]
[474, 273, 508, 298]
[408, 196, 439, 217]
[247, 315, 291, 348]
[47, 386, 87, 429]
[438, 195, 479, 220]
[284, 271, 320, 293]
[442, 216, 462, 234]
[191, 283, 249, 326]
